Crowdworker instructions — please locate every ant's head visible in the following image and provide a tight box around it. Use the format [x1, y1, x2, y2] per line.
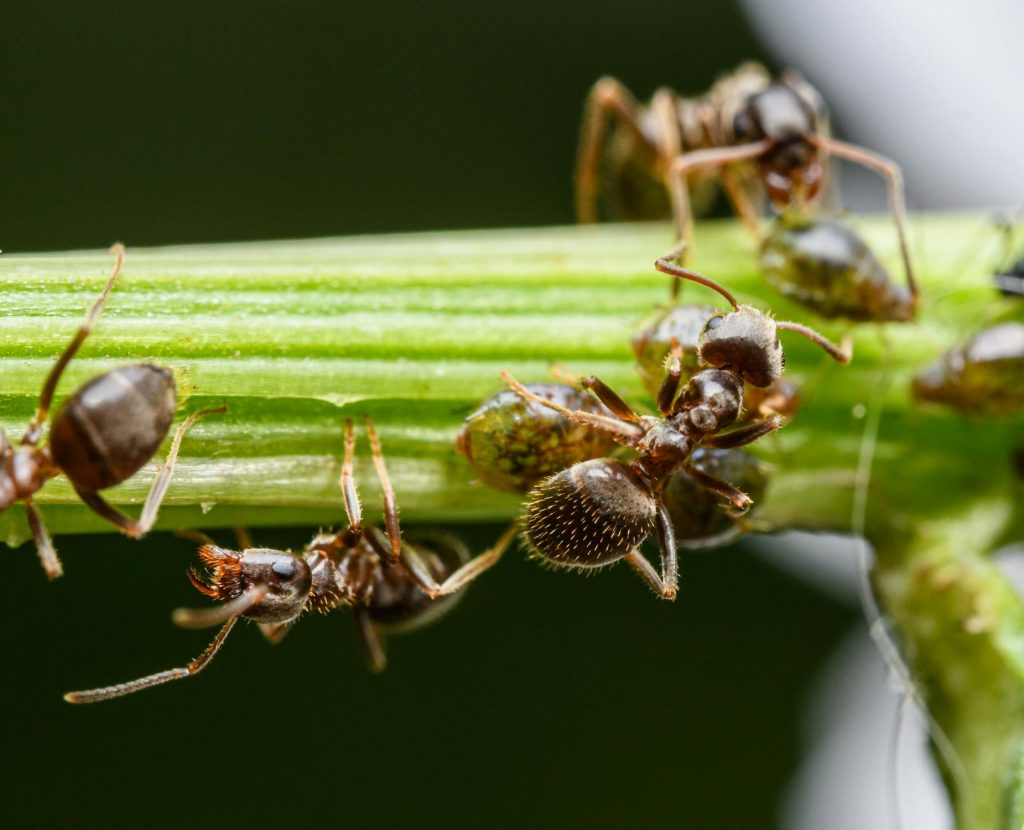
[189, 545, 313, 624]
[698, 306, 783, 389]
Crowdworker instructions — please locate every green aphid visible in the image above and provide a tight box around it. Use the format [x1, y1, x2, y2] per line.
[759, 212, 915, 322]
[457, 383, 616, 493]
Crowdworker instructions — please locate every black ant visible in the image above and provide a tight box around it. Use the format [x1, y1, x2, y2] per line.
[448, 265, 849, 599]
[575, 63, 917, 310]
[64, 417, 516, 703]
[0, 245, 222, 579]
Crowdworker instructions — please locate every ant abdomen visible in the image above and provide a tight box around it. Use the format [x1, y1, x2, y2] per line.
[759, 213, 914, 322]
[457, 383, 615, 493]
[49, 364, 176, 491]
[525, 458, 656, 568]
[370, 533, 470, 632]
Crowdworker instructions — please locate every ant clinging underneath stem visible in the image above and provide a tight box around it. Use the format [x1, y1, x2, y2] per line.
[0, 245, 223, 579]
[65, 416, 515, 703]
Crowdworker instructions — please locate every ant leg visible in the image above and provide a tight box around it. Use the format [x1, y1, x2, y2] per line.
[703, 416, 785, 450]
[663, 141, 772, 298]
[21, 244, 125, 447]
[579, 376, 641, 423]
[64, 617, 238, 704]
[719, 165, 762, 239]
[23, 498, 61, 579]
[807, 135, 918, 309]
[234, 527, 254, 549]
[656, 341, 684, 416]
[354, 606, 388, 673]
[501, 371, 644, 447]
[684, 464, 752, 512]
[336, 418, 364, 547]
[394, 523, 520, 600]
[363, 416, 401, 562]
[575, 77, 656, 224]
[73, 405, 226, 539]
[259, 620, 295, 645]
[172, 585, 269, 629]
[624, 504, 677, 599]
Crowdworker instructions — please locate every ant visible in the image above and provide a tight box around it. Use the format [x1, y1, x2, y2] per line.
[65, 417, 516, 703]
[449, 265, 849, 600]
[0, 245, 222, 579]
[575, 63, 917, 310]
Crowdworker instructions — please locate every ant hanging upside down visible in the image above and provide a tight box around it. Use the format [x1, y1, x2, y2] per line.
[65, 417, 516, 703]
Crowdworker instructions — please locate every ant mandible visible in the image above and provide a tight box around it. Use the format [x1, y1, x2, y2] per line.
[65, 416, 516, 703]
[0, 245, 222, 579]
[575, 63, 917, 309]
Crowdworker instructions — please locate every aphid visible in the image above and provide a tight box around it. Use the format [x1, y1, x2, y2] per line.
[456, 382, 615, 493]
[911, 322, 1024, 415]
[631, 303, 801, 421]
[759, 211, 915, 322]
[64, 417, 516, 703]
[660, 447, 769, 549]
[441, 264, 848, 599]
[575, 63, 916, 309]
[0, 245, 221, 579]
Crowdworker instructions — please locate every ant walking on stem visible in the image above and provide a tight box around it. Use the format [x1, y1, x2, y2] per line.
[65, 416, 516, 703]
[0, 245, 222, 578]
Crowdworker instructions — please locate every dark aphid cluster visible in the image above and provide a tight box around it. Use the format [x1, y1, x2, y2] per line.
[456, 382, 615, 493]
[0, 246, 221, 578]
[65, 417, 515, 703]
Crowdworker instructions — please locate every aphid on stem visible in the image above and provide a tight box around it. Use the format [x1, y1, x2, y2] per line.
[0, 245, 223, 579]
[64, 416, 515, 703]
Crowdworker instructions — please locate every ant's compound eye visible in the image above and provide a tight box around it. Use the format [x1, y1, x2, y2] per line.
[704, 316, 724, 332]
[272, 560, 296, 580]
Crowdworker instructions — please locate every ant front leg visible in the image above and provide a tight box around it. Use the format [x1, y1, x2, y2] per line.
[684, 463, 752, 513]
[656, 341, 684, 416]
[64, 617, 239, 704]
[353, 606, 388, 672]
[74, 405, 225, 539]
[623, 503, 677, 600]
[703, 416, 785, 450]
[21, 245, 125, 447]
[393, 523, 520, 600]
[575, 77, 656, 224]
[501, 371, 644, 448]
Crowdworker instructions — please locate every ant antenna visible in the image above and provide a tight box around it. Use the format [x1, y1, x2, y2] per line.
[776, 321, 852, 364]
[654, 257, 740, 310]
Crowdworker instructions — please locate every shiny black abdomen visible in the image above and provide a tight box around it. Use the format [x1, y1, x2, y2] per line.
[49, 364, 176, 491]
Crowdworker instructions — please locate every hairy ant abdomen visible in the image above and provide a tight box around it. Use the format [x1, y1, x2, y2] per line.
[49, 364, 176, 491]
[526, 458, 657, 568]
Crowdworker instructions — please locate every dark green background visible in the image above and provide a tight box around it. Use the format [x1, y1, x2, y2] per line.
[1, 2, 857, 827]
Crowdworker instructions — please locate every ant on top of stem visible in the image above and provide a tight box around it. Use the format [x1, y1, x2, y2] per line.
[0, 245, 222, 579]
[65, 416, 515, 703]
[443, 265, 849, 600]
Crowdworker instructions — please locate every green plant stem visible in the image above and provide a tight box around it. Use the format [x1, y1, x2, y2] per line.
[2, 216, 1023, 825]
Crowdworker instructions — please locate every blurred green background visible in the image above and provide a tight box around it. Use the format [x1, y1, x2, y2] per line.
[1, 1, 859, 827]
